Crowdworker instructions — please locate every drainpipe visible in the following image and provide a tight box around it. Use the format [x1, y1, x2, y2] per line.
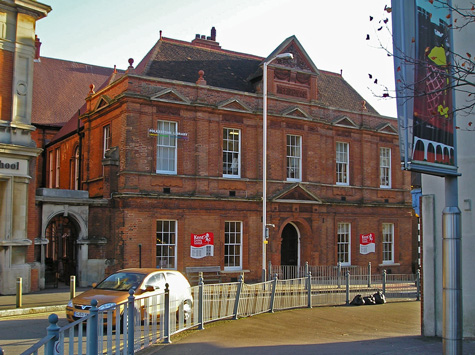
[77, 109, 82, 190]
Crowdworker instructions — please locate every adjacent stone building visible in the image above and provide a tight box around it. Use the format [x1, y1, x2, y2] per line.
[0, 0, 50, 295]
[31, 29, 415, 287]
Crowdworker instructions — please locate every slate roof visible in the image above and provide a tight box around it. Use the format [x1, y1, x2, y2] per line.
[136, 36, 378, 114]
[138, 37, 263, 93]
[38, 33, 379, 142]
[317, 70, 377, 113]
[32, 57, 115, 126]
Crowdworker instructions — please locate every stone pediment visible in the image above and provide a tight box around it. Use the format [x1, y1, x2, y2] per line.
[264, 36, 319, 75]
[218, 98, 252, 113]
[151, 88, 190, 104]
[377, 123, 398, 135]
[94, 96, 111, 111]
[282, 106, 310, 119]
[332, 115, 358, 129]
[272, 183, 322, 204]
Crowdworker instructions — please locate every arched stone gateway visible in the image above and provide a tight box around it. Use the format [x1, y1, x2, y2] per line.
[42, 214, 79, 288]
[35, 188, 107, 289]
[36, 206, 88, 289]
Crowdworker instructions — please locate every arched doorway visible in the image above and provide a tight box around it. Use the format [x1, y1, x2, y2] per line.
[44, 215, 78, 288]
[281, 223, 300, 278]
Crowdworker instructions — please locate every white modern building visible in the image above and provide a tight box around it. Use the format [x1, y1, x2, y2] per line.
[421, 0, 475, 338]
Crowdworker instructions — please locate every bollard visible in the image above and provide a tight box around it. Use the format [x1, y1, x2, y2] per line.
[416, 269, 421, 301]
[382, 270, 387, 296]
[269, 274, 278, 313]
[70, 275, 76, 300]
[127, 288, 135, 353]
[86, 300, 98, 355]
[233, 274, 244, 320]
[337, 262, 342, 288]
[198, 276, 204, 330]
[45, 313, 60, 355]
[162, 283, 171, 344]
[16, 277, 22, 308]
[367, 262, 372, 287]
[307, 271, 312, 308]
[345, 270, 350, 305]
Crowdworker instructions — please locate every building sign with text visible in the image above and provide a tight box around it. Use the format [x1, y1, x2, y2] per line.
[0, 156, 27, 175]
[190, 232, 214, 259]
[360, 233, 375, 255]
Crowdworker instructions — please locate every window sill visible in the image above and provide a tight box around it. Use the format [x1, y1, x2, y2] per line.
[286, 178, 301, 182]
[379, 263, 400, 267]
[221, 269, 250, 274]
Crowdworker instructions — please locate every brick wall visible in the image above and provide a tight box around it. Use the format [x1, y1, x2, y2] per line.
[44, 71, 414, 284]
[0, 50, 14, 121]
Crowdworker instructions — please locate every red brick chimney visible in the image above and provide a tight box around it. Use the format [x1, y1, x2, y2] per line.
[191, 27, 221, 49]
[34, 35, 42, 61]
[211, 27, 216, 41]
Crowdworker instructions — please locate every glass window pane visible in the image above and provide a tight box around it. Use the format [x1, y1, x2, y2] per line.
[223, 128, 240, 176]
[224, 221, 242, 268]
[337, 223, 351, 265]
[157, 121, 177, 173]
[156, 220, 177, 269]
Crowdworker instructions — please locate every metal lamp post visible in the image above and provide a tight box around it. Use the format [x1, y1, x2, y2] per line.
[262, 52, 293, 282]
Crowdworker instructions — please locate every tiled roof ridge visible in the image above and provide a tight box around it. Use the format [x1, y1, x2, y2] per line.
[39, 55, 116, 71]
[319, 69, 342, 77]
[160, 36, 264, 61]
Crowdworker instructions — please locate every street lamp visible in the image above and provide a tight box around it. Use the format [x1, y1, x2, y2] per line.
[262, 52, 293, 282]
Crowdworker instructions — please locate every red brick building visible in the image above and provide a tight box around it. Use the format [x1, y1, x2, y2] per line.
[31, 29, 414, 287]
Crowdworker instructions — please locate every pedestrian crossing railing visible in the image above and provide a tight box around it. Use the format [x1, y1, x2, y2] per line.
[19, 268, 420, 355]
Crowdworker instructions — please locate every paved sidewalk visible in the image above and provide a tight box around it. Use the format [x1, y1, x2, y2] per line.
[138, 302, 475, 355]
[1, 288, 474, 355]
[0, 284, 89, 317]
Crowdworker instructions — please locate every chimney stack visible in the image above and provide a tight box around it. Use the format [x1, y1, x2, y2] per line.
[34, 35, 42, 61]
[191, 27, 221, 49]
[211, 27, 216, 41]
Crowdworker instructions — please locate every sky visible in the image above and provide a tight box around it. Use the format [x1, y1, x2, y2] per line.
[35, 0, 397, 117]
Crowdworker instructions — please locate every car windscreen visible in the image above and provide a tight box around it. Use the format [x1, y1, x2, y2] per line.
[95, 272, 145, 291]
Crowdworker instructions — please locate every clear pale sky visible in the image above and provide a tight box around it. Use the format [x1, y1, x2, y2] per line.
[35, 0, 397, 117]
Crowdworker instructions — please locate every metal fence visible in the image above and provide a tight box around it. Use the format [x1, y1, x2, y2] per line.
[19, 268, 420, 355]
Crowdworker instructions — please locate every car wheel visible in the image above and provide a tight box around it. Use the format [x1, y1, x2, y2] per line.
[176, 299, 192, 323]
[183, 300, 192, 322]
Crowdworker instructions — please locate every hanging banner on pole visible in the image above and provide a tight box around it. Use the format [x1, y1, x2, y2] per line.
[190, 232, 214, 259]
[391, 0, 458, 176]
[360, 233, 375, 255]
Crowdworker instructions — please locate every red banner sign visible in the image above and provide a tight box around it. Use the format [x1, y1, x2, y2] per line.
[191, 232, 214, 259]
[360, 233, 375, 255]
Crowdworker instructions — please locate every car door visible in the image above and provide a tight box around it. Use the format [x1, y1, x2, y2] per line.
[165, 272, 185, 310]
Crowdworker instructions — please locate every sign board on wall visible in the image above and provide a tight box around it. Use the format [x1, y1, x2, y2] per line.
[0, 156, 27, 175]
[392, 0, 457, 176]
[191, 232, 214, 259]
[360, 233, 375, 255]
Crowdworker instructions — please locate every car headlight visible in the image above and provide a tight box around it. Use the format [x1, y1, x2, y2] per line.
[98, 303, 117, 311]
[67, 300, 73, 307]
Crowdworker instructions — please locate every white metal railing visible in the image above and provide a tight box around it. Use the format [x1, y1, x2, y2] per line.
[19, 268, 420, 355]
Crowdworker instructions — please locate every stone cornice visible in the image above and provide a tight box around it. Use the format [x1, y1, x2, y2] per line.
[0, 0, 51, 19]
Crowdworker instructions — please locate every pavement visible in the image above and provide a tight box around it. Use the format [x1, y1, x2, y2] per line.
[1, 287, 474, 355]
[0, 284, 89, 317]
